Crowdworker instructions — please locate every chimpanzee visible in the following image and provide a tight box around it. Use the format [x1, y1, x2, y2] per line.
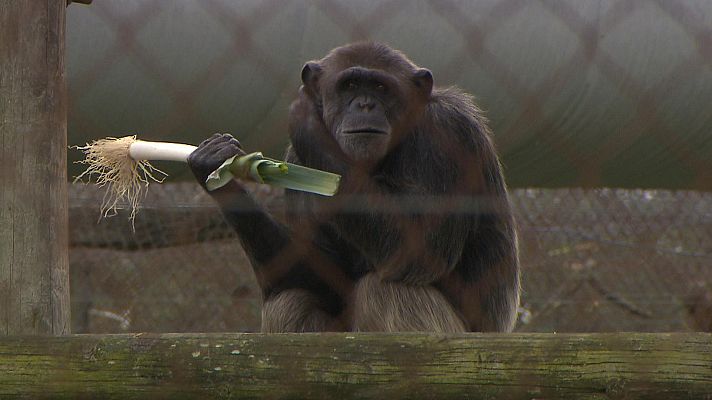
[188, 42, 520, 332]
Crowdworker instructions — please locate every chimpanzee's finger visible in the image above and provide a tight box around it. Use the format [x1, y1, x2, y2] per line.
[215, 144, 245, 160]
[227, 137, 242, 149]
[204, 134, 235, 153]
[198, 133, 223, 148]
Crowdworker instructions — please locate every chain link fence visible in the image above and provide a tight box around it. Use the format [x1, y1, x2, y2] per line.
[66, 0, 712, 333]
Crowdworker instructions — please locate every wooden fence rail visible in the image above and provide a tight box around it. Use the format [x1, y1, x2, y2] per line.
[0, 333, 710, 399]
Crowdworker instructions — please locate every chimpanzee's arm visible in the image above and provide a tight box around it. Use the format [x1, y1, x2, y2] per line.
[187, 134, 353, 302]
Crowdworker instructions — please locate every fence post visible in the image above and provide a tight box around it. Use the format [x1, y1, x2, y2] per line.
[0, 1, 70, 335]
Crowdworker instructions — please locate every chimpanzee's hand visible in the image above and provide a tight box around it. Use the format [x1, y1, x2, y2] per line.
[188, 133, 246, 189]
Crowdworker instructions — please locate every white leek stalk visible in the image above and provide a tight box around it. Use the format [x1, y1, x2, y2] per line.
[128, 140, 196, 162]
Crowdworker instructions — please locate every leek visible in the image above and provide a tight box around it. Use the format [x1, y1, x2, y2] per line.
[75, 135, 341, 223]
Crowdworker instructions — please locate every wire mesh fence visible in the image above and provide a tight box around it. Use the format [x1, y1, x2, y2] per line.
[69, 185, 712, 333]
[66, 0, 712, 333]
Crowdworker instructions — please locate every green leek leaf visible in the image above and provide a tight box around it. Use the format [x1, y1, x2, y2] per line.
[205, 152, 341, 196]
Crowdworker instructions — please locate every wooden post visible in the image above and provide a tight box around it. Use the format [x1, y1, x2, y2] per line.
[0, 1, 70, 335]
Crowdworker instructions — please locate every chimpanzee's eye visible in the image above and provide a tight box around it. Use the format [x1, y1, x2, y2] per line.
[346, 81, 358, 90]
[376, 83, 386, 91]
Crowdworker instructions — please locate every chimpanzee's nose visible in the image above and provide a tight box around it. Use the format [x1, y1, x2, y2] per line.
[357, 97, 375, 112]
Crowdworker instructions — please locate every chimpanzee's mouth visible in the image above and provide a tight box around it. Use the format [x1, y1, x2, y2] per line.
[344, 128, 388, 135]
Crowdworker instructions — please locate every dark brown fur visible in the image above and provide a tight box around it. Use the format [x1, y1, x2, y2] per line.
[188, 43, 520, 332]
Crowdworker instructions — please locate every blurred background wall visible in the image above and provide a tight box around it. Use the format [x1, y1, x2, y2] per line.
[67, 0, 712, 189]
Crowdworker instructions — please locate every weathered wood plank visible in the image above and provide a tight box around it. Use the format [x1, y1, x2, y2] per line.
[0, 333, 710, 399]
[0, 1, 70, 335]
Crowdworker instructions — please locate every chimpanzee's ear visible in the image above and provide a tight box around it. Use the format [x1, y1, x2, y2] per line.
[412, 68, 433, 97]
[301, 62, 322, 96]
